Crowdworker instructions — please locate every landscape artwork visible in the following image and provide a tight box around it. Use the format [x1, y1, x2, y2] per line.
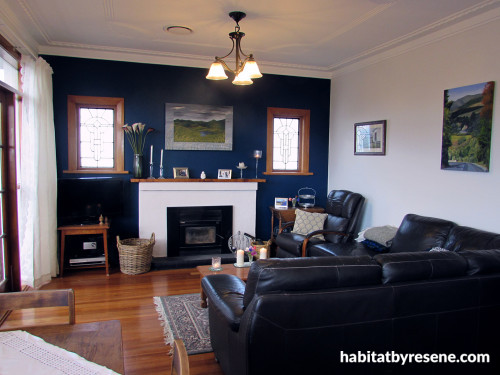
[165, 103, 233, 151]
[441, 81, 495, 172]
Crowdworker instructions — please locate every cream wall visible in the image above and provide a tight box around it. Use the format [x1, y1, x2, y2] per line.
[328, 19, 500, 232]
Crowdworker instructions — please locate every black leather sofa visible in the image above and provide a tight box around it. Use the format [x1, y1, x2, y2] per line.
[201, 214, 500, 375]
[309, 213, 500, 257]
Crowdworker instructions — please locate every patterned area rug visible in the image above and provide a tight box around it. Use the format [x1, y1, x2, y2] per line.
[153, 293, 212, 355]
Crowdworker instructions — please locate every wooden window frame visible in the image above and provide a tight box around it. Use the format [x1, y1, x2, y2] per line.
[264, 107, 312, 176]
[65, 95, 126, 174]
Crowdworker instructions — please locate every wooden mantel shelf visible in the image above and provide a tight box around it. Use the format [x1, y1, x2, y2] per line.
[131, 178, 266, 183]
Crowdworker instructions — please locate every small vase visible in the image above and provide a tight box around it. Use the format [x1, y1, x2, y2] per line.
[133, 154, 143, 178]
[247, 254, 253, 264]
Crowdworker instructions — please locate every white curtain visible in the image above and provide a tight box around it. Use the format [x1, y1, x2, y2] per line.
[19, 56, 58, 288]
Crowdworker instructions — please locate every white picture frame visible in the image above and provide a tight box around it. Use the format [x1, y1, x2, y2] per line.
[274, 197, 289, 209]
[218, 169, 232, 179]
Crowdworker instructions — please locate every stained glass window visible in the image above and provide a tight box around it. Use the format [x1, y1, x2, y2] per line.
[273, 117, 299, 170]
[79, 107, 115, 168]
[67, 96, 124, 174]
[266, 107, 311, 175]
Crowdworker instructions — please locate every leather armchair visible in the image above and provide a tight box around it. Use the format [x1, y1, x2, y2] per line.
[275, 190, 365, 258]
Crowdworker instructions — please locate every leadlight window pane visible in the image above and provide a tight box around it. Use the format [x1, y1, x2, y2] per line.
[79, 107, 115, 168]
[273, 117, 299, 170]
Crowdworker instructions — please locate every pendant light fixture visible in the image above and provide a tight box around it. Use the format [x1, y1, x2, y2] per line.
[206, 11, 262, 85]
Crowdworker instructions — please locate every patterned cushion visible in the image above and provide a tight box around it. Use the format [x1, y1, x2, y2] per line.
[292, 210, 328, 240]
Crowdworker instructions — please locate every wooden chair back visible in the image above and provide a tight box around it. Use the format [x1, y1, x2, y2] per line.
[171, 339, 190, 375]
[0, 289, 75, 325]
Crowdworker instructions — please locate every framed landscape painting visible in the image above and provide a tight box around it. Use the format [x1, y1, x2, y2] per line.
[165, 103, 233, 151]
[441, 81, 495, 172]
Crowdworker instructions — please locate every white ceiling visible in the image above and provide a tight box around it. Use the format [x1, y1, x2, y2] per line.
[1, 0, 499, 78]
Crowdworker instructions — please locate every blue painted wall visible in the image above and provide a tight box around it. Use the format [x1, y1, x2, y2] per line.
[44, 55, 330, 248]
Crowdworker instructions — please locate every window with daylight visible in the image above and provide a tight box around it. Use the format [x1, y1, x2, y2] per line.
[66, 95, 125, 174]
[265, 107, 312, 175]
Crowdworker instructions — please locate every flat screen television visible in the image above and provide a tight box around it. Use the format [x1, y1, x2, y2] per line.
[57, 177, 124, 225]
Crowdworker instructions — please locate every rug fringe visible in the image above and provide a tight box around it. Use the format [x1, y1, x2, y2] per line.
[153, 296, 174, 355]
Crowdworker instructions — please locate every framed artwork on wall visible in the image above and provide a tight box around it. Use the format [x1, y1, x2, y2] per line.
[441, 81, 495, 172]
[354, 120, 387, 155]
[165, 103, 233, 151]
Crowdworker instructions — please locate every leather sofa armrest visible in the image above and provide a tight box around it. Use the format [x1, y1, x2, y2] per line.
[301, 230, 349, 257]
[201, 274, 246, 332]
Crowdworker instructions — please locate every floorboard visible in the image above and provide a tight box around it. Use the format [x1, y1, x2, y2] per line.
[2, 267, 224, 375]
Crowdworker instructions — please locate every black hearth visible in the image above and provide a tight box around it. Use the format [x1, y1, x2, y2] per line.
[166, 206, 232, 257]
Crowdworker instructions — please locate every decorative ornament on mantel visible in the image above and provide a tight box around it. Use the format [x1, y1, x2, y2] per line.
[123, 123, 154, 178]
[206, 11, 262, 85]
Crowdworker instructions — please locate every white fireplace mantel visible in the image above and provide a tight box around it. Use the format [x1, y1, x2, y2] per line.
[136, 180, 264, 257]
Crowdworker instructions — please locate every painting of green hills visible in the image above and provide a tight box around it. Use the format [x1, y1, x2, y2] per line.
[165, 103, 233, 150]
[173, 119, 225, 143]
[441, 81, 495, 172]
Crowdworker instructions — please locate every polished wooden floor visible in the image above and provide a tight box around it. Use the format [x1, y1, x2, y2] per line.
[3, 267, 224, 375]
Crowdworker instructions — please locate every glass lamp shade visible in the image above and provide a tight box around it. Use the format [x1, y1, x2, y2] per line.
[206, 62, 228, 80]
[232, 70, 253, 85]
[242, 59, 262, 79]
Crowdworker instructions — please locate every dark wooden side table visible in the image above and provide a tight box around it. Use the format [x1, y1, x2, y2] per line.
[58, 223, 110, 277]
[269, 206, 326, 240]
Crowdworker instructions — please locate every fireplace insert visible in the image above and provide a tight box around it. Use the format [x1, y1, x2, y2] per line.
[166, 206, 233, 257]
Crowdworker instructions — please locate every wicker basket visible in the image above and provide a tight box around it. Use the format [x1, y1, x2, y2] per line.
[117, 233, 155, 275]
[252, 239, 272, 259]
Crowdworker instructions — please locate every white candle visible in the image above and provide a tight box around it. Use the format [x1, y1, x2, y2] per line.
[259, 248, 267, 259]
[236, 250, 244, 266]
[150, 145, 153, 163]
[160, 149, 163, 168]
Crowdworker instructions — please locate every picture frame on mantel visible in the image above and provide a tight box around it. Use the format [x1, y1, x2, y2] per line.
[218, 169, 232, 179]
[173, 167, 189, 178]
[165, 103, 233, 151]
[354, 120, 386, 155]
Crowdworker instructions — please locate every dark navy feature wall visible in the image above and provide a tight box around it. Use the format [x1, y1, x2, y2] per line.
[44, 55, 330, 248]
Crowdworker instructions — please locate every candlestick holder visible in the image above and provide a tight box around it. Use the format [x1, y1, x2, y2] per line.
[159, 166, 164, 179]
[147, 163, 155, 179]
[236, 163, 247, 179]
[253, 150, 262, 178]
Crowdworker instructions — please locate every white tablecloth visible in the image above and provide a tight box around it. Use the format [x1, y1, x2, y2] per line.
[0, 330, 120, 374]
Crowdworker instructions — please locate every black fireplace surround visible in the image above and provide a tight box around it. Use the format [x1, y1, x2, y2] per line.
[166, 206, 233, 257]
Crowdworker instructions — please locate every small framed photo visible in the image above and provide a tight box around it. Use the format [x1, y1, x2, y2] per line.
[218, 169, 232, 179]
[354, 120, 386, 155]
[274, 198, 289, 210]
[173, 167, 189, 178]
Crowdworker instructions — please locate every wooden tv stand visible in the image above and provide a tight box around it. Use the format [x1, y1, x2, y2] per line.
[58, 223, 110, 277]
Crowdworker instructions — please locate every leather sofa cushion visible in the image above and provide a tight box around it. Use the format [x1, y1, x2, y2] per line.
[390, 214, 455, 253]
[243, 256, 381, 308]
[374, 251, 467, 284]
[308, 241, 381, 257]
[275, 232, 324, 257]
[326, 190, 363, 219]
[323, 215, 350, 243]
[324, 190, 364, 242]
[459, 249, 500, 275]
[443, 225, 500, 252]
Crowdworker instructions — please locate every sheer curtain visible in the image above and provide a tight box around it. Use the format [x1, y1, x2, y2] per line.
[19, 56, 58, 288]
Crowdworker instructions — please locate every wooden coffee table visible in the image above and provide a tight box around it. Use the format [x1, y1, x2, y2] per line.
[196, 264, 250, 307]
